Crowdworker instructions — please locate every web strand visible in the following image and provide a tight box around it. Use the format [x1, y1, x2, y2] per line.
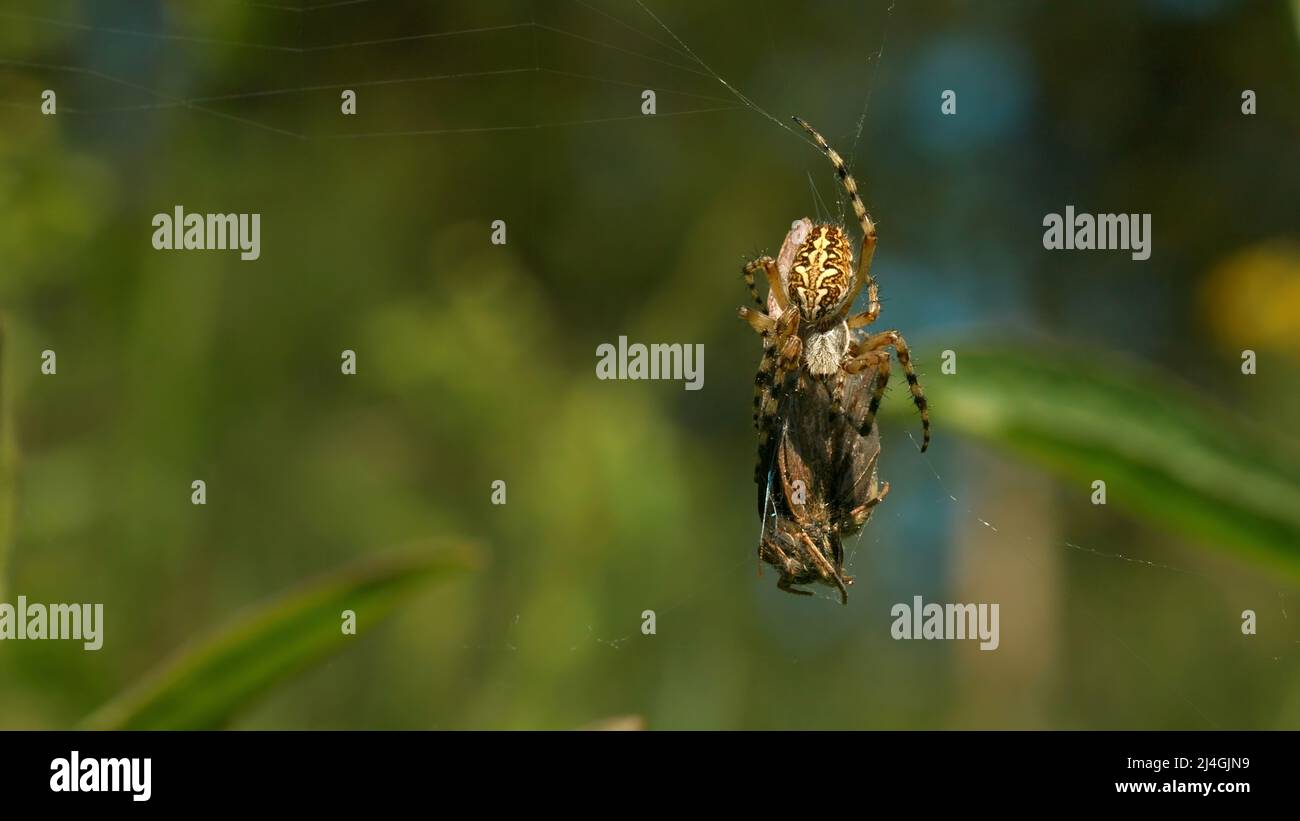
[633, 0, 799, 139]
[905, 430, 1230, 727]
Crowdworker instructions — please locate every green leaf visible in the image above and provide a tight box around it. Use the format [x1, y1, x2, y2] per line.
[82, 543, 480, 730]
[887, 342, 1300, 575]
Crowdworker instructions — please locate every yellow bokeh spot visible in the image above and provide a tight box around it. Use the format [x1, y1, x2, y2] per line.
[1201, 242, 1300, 357]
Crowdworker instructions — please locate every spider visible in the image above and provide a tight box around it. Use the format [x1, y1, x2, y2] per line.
[739, 117, 930, 474]
[758, 362, 890, 603]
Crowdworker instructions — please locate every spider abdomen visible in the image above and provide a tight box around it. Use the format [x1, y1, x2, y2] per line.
[790, 224, 854, 323]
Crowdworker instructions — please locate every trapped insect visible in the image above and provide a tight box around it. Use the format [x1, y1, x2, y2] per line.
[739, 116, 931, 475]
[757, 353, 890, 603]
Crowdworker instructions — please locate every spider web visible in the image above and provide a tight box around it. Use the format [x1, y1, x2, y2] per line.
[3, 0, 1296, 730]
[0, 0, 900, 712]
[0, 1, 748, 135]
[627, 0, 1300, 728]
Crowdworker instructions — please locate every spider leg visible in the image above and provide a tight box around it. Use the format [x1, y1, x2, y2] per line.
[741, 255, 787, 312]
[752, 337, 776, 430]
[843, 220, 878, 327]
[773, 312, 802, 371]
[739, 305, 782, 430]
[754, 332, 801, 482]
[741, 256, 774, 309]
[843, 224, 880, 331]
[771, 330, 802, 400]
[749, 309, 801, 482]
[845, 351, 891, 443]
[854, 330, 931, 453]
[793, 117, 878, 327]
[738, 305, 776, 334]
[846, 298, 880, 330]
[739, 303, 782, 430]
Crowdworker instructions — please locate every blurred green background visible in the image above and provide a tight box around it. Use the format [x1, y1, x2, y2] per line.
[3, 0, 1300, 729]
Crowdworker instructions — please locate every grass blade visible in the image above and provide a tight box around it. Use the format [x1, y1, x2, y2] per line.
[888, 342, 1300, 574]
[82, 543, 480, 730]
